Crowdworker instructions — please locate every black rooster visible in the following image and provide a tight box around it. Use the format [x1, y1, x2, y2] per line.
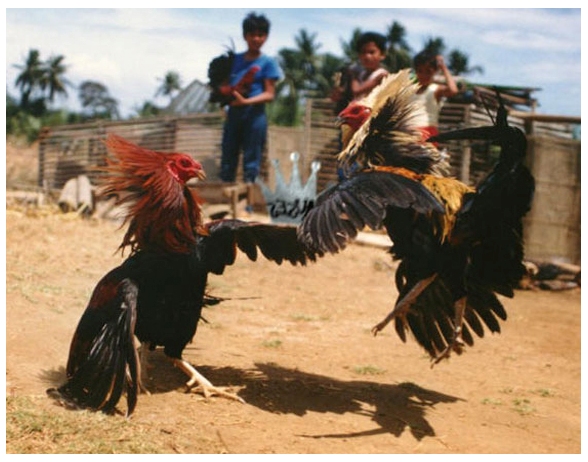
[207, 47, 260, 105]
[49, 135, 315, 416]
[299, 77, 534, 363]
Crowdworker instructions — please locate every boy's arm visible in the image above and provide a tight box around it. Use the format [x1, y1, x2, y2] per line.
[351, 68, 388, 98]
[435, 55, 458, 100]
[231, 78, 276, 106]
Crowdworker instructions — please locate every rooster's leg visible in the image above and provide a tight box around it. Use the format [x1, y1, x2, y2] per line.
[171, 358, 245, 404]
[432, 296, 466, 365]
[137, 341, 152, 395]
[372, 274, 438, 335]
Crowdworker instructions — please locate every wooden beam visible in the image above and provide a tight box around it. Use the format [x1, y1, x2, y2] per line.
[510, 110, 581, 124]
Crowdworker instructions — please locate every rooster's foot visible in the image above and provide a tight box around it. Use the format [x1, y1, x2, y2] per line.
[172, 358, 245, 404]
[187, 383, 245, 403]
[372, 274, 438, 336]
[431, 332, 465, 366]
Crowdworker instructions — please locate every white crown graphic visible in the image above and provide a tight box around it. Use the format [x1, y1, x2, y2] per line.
[256, 152, 321, 224]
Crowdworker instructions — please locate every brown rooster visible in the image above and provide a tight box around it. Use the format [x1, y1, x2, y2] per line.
[50, 135, 315, 416]
[299, 73, 534, 363]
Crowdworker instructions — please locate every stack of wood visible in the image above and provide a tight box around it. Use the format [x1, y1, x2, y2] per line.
[519, 260, 581, 291]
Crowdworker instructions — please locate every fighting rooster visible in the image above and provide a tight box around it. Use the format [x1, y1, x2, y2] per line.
[298, 72, 534, 363]
[208, 48, 260, 105]
[51, 135, 315, 416]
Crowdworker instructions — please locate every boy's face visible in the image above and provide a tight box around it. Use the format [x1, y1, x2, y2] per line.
[358, 42, 385, 71]
[244, 30, 268, 53]
[415, 63, 436, 86]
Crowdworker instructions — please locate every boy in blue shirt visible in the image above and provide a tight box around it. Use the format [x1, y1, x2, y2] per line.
[220, 12, 282, 184]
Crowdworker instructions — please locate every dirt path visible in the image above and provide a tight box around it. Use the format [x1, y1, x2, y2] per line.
[5, 207, 581, 453]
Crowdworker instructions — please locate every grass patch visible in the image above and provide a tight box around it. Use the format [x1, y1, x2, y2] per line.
[534, 388, 555, 397]
[352, 365, 386, 376]
[262, 339, 282, 348]
[481, 397, 503, 406]
[512, 398, 535, 415]
[6, 396, 163, 454]
[290, 313, 316, 322]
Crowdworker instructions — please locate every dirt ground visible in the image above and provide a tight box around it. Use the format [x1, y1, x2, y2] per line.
[5, 141, 582, 454]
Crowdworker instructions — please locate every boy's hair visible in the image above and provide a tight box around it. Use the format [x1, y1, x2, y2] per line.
[242, 12, 270, 35]
[356, 32, 387, 53]
[413, 50, 438, 70]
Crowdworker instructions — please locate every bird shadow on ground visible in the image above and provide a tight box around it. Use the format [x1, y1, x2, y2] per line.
[197, 361, 463, 441]
[40, 355, 463, 441]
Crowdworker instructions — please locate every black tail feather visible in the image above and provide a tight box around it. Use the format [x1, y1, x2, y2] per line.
[53, 279, 139, 417]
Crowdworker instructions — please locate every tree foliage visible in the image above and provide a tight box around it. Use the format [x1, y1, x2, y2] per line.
[155, 71, 183, 102]
[78, 81, 120, 120]
[13, 49, 44, 108]
[272, 28, 339, 126]
[447, 49, 484, 76]
[10, 49, 77, 140]
[41, 55, 71, 102]
[384, 21, 412, 72]
[14, 49, 71, 109]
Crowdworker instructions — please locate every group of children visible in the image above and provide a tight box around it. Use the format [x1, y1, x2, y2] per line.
[334, 31, 458, 141]
[217, 13, 458, 187]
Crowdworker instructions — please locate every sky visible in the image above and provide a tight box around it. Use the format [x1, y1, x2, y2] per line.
[5, 6, 582, 119]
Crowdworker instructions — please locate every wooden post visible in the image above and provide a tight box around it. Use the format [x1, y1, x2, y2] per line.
[37, 129, 49, 188]
[304, 99, 312, 162]
[460, 143, 471, 184]
[459, 104, 472, 184]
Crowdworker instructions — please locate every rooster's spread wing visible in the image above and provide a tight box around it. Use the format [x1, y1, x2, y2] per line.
[298, 170, 445, 255]
[203, 219, 319, 274]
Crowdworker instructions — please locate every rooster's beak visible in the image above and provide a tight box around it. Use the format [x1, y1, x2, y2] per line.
[194, 166, 206, 181]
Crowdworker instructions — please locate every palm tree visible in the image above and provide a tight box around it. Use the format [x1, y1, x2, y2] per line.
[422, 37, 446, 56]
[447, 49, 484, 76]
[155, 71, 182, 103]
[273, 48, 305, 125]
[340, 28, 363, 62]
[41, 54, 71, 103]
[294, 29, 321, 78]
[315, 52, 346, 97]
[419, 37, 484, 78]
[273, 29, 325, 125]
[14, 49, 44, 107]
[384, 21, 412, 72]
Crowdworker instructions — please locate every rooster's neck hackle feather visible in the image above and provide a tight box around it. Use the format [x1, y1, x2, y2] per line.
[370, 166, 473, 242]
[421, 175, 474, 242]
[98, 134, 204, 255]
[338, 69, 449, 177]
